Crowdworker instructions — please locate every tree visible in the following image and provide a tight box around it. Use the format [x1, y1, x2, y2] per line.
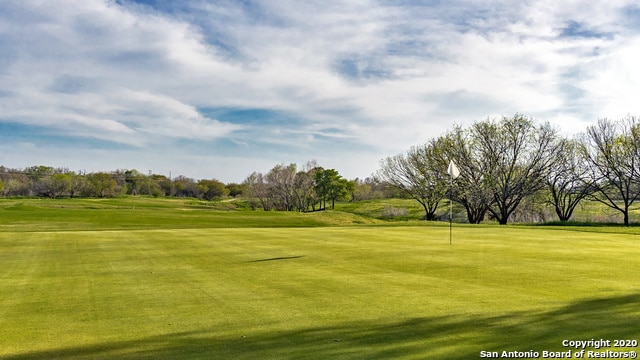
[244, 171, 271, 210]
[243, 161, 350, 212]
[546, 137, 594, 221]
[26, 165, 54, 183]
[69, 173, 88, 198]
[581, 116, 640, 225]
[442, 126, 493, 224]
[350, 177, 388, 201]
[266, 163, 298, 211]
[326, 175, 354, 210]
[226, 183, 244, 198]
[376, 140, 448, 220]
[173, 176, 197, 198]
[87, 172, 117, 198]
[313, 168, 351, 210]
[292, 169, 316, 211]
[2, 174, 31, 196]
[472, 114, 558, 225]
[197, 179, 229, 200]
[124, 170, 147, 195]
[151, 174, 173, 197]
[313, 168, 331, 210]
[46, 173, 71, 198]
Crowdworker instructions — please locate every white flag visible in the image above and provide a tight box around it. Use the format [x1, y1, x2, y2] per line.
[447, 160, 460, 179]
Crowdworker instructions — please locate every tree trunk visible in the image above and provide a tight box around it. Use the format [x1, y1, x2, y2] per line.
[498, 208, 509, 225]
[555, 206, 570, 222]
[464, 203, 487, 224]
[422, 204, 436, 221]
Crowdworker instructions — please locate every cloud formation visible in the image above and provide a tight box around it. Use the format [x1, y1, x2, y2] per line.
[1, 0, 640, 181]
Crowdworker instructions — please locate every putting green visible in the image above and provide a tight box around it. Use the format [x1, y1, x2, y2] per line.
[1, 223, 639, 359]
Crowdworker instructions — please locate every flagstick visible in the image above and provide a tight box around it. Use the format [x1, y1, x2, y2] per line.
[447, 160, 459, 246]
[449, 175, 453, 245]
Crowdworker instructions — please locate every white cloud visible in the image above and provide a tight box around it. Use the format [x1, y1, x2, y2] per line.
[2, 0, 640, 181]
[580, 36, 640, 119]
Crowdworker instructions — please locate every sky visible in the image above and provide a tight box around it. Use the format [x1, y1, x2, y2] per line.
[1, 0, 640, 182]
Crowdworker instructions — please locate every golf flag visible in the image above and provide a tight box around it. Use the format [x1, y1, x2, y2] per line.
[447, 160, 460, 179]
[447, 160, 459, 245]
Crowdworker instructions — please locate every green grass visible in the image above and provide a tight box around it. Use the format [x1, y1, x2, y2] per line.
[1, 198, 639, 359]
[336, 198, 427, 221]
[0, 197, 380, 232]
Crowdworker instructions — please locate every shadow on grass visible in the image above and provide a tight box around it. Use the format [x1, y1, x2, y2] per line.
[4, 294, 639, 360]
[246, 255, 305, 263]
[538, 220, 640, 227]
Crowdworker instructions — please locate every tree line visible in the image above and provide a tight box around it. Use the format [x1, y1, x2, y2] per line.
[0, 162, 388, 208]
[376, 114, 640, 225]
[0, 167, 237, 200]
[5, 113, 637, 225]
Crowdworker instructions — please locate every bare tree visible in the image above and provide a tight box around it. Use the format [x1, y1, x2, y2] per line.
[243, 163, 311, 211]
[244, 171, 271, 210]
[376, 140, 448, 220]
[442, 126, 493, 224]
[472, 114, 558, 225]
[265, 163, 298, 211]
[581, 116, 640, 225]
[547, 137, 594, 221]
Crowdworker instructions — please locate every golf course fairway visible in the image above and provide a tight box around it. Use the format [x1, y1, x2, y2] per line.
[0, 199, 639, 359]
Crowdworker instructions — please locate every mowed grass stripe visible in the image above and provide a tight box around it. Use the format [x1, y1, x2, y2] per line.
[0, 226, 639, 359]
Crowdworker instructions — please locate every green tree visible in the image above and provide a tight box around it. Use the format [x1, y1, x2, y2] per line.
[151, 174, 173, 197]
[314, 168, 352, 210]
[124, 170, 147, 195]
[173, 176, 197, 198]
[226, 183, 244, 198]
[87, 172, 117, 198]
[26, 165, 54, 182]
[328, 177, 354, 209]
[313, 168, 331, 210]
[197, 179, 229, 200]
[47, 173, 71, 198]
[69, 173, 88, 198]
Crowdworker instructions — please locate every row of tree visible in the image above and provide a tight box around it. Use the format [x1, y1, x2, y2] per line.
[0, 166, 238, 200]
[7, 114, 636, 225]
[376, 114, 640, 225]
[243, 161, 355, 212]
[0, 163, 386, 208]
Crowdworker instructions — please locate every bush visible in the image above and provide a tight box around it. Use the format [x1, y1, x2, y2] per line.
[381, 206, 408, 218]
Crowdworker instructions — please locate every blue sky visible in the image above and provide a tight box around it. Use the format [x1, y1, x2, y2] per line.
[1, 0, 640, 182]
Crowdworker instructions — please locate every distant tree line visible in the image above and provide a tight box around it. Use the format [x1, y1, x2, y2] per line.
[0, 163, 390, 209]
[376, 114, 640, 225]
[0, 166, 237, 201]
